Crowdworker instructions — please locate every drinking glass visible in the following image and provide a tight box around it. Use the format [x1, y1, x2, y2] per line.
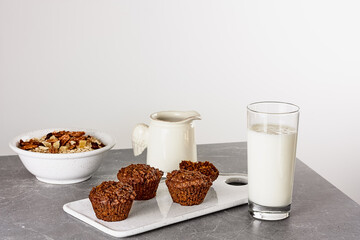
[247, 101, 299, 220]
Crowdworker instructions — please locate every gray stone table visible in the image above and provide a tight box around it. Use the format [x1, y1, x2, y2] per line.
[1, 142, 360, 240]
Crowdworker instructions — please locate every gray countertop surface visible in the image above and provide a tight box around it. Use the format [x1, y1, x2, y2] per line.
[1, 142, 360, 240]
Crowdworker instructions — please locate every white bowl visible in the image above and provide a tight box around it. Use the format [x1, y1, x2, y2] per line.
[9, 128, 115, 184]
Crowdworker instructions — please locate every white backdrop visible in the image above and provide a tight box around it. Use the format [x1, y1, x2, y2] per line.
[1, 0, 360, 204]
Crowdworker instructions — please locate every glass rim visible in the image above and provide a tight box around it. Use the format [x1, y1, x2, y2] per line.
[247, 101, 300, 115]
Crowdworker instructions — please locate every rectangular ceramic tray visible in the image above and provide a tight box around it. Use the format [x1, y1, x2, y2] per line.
[63, 174, 248, 238]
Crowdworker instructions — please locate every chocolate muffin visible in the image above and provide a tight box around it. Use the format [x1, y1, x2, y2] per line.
[165, 169, 212, 206]
[89, 181, 136, 222]
[117, 164, 163, 200]
[179, 160, 219, 182]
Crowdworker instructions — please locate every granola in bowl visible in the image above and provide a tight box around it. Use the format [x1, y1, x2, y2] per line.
[18, 130, 105, 154]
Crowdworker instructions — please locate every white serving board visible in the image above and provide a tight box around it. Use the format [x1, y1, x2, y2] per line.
[63, 174, 248, 238]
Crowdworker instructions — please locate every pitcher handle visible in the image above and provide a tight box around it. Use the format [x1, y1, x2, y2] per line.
[132, 123, 149, 156]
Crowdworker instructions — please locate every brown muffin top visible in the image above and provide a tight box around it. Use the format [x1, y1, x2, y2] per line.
[117, 164, 163, 185]
[165, 169, 212, 188]
[89, 181, 136, 204]
[179, 160, 219, 182]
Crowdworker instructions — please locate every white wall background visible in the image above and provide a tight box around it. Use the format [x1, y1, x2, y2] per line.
[1, 0, 360, 204]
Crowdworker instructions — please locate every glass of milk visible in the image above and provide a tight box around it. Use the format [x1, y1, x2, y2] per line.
[247, 101, 299, 220]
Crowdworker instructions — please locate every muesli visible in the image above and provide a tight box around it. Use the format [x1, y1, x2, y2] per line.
[18, 130, 105, 153]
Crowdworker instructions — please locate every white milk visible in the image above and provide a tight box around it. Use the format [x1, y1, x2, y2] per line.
[247, 124, 297, 207]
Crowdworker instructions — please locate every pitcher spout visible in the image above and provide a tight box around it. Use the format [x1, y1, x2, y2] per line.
[182, 111, 201, 122]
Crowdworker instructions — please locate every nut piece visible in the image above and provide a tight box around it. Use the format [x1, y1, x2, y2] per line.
[43, 142, 52, 148]
[49, 146, 58, 153]
[47, 135, 58, 143]
[59, 134, 70, 146]
[21, 144, 38, 150]
[59, 146, 68, 153]
[53, 141, 60, 150]
[79, 140, 87, 148]
[70, 131, 85, 137]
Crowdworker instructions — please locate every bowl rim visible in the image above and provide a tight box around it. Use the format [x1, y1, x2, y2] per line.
[9, 128, 116, 159]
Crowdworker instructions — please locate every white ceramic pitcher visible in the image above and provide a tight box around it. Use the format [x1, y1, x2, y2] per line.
[132, 111, 201, 173]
